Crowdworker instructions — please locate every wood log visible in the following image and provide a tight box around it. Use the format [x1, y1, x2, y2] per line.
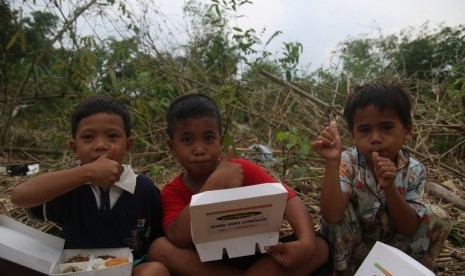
[425, 181, 465, 211]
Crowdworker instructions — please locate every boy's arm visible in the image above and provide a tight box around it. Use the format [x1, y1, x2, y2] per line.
[165, 149, 243, 247]
[11, 150, 122, 208]
[312, 121, 348, 223]
[265, 196, 317, 269]
[165, 206, 193, 248]
[373, 152, 420, 235]
[285, 196, 316, 245]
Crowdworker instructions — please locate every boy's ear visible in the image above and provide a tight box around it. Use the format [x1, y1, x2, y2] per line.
[220, 135, 224, 146]
[404, 124, 413, 140]
[125, 137, 134, 152]
[68, 139, 78, 156]
[167, 138, 174, 152]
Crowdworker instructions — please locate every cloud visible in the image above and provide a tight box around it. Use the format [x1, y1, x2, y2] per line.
[232, 0, 465, 70]
[125, 0, 465, 71]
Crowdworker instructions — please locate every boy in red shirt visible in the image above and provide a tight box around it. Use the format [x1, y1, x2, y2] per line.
[149, 93, 329, 275]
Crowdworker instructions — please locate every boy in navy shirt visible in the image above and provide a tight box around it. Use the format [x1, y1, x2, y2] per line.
[12, 96, 169, 275]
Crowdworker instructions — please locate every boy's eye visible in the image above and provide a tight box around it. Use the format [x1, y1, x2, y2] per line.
[205, 134, 216, 142]
[181, 136, 192, 144]
[381, 125, 394, 131]
[108, 133, 119, 140]
[357, 127, 369, 133]
[82, 134, 93, 141]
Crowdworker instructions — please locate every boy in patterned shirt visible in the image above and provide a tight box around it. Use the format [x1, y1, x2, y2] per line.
[312, 84, 451, 275]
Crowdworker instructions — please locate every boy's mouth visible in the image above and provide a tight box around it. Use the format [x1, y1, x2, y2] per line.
[191, 160, 210, 165]
[190, 157, 211, 163]
[190, 159, 214, 168]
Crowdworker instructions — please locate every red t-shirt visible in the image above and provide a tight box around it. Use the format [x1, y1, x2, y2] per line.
[161, 158, 297, 230]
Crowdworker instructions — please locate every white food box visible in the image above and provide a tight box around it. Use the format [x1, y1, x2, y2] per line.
[355, 241, 434, 276]
[190, 183, 288, 262]
[0, 215, 133, 275]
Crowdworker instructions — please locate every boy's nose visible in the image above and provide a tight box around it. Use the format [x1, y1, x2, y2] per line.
[371, 131, 382, 144]
[94, 138, 109, 150]
[193, 144, 206, 156]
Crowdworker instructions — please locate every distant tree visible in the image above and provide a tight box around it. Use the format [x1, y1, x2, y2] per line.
[331, 24, 465, 87]
[0, 2, 63, 146]
[0, 0, 118, 148]
[393, 25, 465, 82]
[180, 0, 240, 85]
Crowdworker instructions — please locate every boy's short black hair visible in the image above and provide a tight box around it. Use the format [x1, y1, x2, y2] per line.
[166, 93, 222, 139]
[71, 96, 131, 138]
[343, 84, 412, 132]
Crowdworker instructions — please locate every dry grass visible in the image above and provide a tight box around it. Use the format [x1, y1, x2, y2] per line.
[1, 72, 464, 274]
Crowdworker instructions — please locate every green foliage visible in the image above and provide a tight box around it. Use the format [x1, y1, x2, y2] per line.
[279, 42, 303, 81]
[181, 0, 240, 84]
[0, 3, 66, 147]
[149, 164, 166, 178]
[276, 128, 313, 178]
[2, 0, 464, 182]
[394, 24, 465, 81]
[330, 24, 465, 86]
[338, 37, 384, 80]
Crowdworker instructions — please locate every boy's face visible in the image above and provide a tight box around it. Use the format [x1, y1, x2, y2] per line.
[70, 113, 133, 165]
[351, 104, 411, 165]
[168, 116, 223, 177]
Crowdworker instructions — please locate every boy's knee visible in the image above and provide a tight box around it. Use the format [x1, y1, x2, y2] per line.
[316, 236, 330, 264]
[425, 204, 451, 233]
[148, 237, 171, 262]
[414, 204, 451, 268]
[132, 261, 169, 276]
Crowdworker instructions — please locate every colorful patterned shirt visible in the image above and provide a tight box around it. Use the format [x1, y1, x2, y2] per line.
[339, 147, 427, 240]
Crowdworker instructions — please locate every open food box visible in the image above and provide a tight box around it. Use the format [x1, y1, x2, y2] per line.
[355, 241, 434, 276]
[190, 183, 288, 262]
[0, 215, 133, 275]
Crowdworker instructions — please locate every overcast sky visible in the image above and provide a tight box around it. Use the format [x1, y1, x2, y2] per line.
[153, 0, 465, 71]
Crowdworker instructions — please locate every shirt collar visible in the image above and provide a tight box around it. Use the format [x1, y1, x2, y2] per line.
[114, 164, 137, 194]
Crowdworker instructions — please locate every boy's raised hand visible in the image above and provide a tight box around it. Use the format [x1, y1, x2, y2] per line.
[203, 146, 243, 191]
[372, 151, 396, 189]
[89, 144, 122, 188]
[312, 120, 342, 161]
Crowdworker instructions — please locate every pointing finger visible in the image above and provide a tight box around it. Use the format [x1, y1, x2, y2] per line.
[329, 120, 340, 137]
[372, 151, 379, 161]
